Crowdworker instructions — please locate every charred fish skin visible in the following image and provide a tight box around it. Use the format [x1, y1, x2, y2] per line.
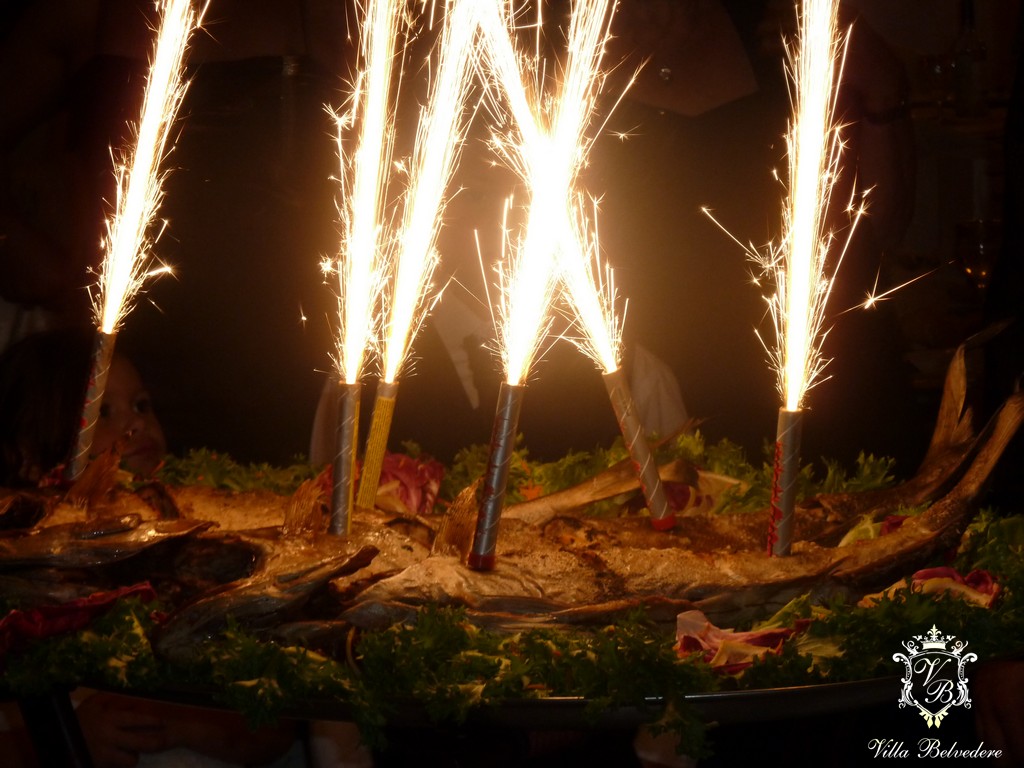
[831, 389, 1024, 588]
[0, 570, 108, 608]
[0, 517, 214, 570]
[154, 539, 378, 663]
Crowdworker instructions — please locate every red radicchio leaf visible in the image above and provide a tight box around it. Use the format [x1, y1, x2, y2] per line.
[0, 583, 157, 657]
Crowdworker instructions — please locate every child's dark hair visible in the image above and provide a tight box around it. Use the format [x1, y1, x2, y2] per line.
[0, 326, 95, 486]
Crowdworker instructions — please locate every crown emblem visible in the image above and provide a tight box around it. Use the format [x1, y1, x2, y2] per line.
[909, 626, 970, 659]
[900, 624, 969, 657]
[919, 625, 950, 650]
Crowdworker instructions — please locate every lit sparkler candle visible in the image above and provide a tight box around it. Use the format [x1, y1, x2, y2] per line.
[560, 198, 672, 529]
[467, 193, 560, 570]
[468, 0, 619, 569]
[68, 0, 205, 480]
[493, 0, 667, 528]
[326, 0, 403, 534]
[357, 0, 481, 511]
[766, 0, 852, 555]
[703, 0, 859, 554]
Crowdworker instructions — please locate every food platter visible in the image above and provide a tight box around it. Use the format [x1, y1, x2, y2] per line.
[3, 350, 1023, 767]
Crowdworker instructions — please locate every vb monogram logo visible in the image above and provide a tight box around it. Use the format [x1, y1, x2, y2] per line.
[893, 625, 977, 728]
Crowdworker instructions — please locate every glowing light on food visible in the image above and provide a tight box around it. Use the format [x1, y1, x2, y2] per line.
[327, 0, 404, 534]
[69, 0, 206, 480]
[358, 0, 482, 511]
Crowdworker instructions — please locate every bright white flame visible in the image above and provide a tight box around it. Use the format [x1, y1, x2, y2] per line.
[493, 148, 562, 387]
[478, 0, 618, 385]
[547, 0, 622, 375]
[381, 0, 481, 383]
[764, 0, 855, 411]
[94, 0, 206, 335]
[330, 0, 404, 385]
[559, 194, 623, 373]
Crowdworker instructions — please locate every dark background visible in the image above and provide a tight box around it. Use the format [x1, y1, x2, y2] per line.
[1, 0, 1021, 481]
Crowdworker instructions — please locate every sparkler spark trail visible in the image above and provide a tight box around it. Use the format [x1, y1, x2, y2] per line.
[330, 0, 403, 387]
[327, 0, 404, 534]
[540, 0, 621, 375]
[560, 198, 621, 374]
[476, 0, 561, 388]
[381, 0, 480, 385]
[69, 0, 205, 480]
[851, 266, 940, 312]
[93, 0, 204, 335]
[774, 0, 853, 413]
[357, 0, 482, 510]
[477, 0, 637, 384]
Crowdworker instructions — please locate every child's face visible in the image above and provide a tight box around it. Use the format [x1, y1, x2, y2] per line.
[92, 356, 167, 476]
